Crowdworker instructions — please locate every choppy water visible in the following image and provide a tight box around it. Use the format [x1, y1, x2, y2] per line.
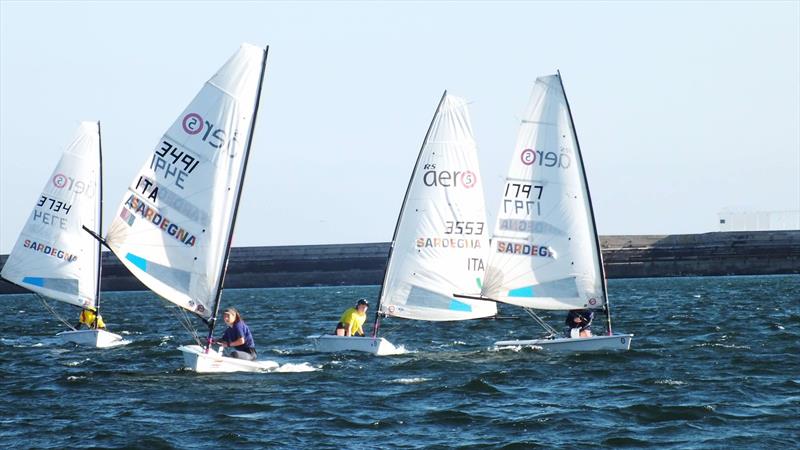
[1, 275, 798, 449]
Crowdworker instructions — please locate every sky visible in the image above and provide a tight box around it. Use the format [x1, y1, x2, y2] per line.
[1, 1, 798, 253]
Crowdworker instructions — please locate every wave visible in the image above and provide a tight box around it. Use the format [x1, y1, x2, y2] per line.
[64, 358, 91, 367]
[385, 377, 431, 384]
[692, 342, 751, 350]
[616, 403, 717, 423]
[457, 377, 502, 395]
[652, 379, 687, 386]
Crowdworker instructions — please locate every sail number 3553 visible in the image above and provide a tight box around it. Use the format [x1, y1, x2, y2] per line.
[444, 221, 484, 235]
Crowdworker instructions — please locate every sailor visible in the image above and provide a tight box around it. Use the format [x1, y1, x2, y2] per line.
[564, 309, 594, 338]
[75, 308, 106, 330]
[214, 308, 257, 360]
[335, 298, 369, 337]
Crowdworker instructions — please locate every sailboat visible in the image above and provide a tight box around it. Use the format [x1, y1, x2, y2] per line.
[310, 92, 498, 355]
[102, 43, 274, 372]
[464, 72, 633, 352]
[1, 121, 125, 348]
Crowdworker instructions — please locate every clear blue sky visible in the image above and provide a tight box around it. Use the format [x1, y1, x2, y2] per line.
[1, 1, 798, 253]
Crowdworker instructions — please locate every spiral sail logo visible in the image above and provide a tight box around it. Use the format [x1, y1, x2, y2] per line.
[521, 149, 536, 165]
[182, 113, 204, 135]
[52, 173, 68, 188]
[520, 148, 571, 169]
[460, 171, 477, 188]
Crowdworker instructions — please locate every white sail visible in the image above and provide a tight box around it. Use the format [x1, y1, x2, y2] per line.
[378, 93, 497, 321]
[482, 74, 606, 310]
[105, 44, 266, 319]
[1, 122, 101, 308]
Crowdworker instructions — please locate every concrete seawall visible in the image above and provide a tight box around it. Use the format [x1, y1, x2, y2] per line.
[1, 230, 798, 294]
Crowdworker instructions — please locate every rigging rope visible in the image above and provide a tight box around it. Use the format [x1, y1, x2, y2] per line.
[523, 308, 560, 337]
[171, 306, 202, 346]
[38, 294, 77, 331]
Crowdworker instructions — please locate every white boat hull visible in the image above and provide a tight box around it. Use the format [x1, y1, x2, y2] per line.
[177, 344, 279, 373]
[308, 334, 401, 356]
[495, 333, 634, 352]
[55, 329, 128, 348]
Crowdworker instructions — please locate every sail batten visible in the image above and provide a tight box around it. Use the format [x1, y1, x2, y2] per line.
[1, 122, 102, 309]
[105, 44, 266, 319]
[482, 74, 605, 311]
[378, 93, 497, 321]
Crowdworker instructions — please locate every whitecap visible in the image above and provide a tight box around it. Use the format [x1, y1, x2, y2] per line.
[654, 379, 686, 386]
[693, 342, 751, 350]
[66, 376, 85, 381]
[158, 335, 174, 347]
[386, 377, 430, 384]
[65, 358, 91, 367]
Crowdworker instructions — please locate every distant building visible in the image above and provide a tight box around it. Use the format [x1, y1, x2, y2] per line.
[718, 209, 800, 231]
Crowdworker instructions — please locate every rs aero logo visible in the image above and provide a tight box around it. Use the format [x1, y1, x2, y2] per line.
[520, 148, 572, 169]
[422, 164, 478, 189]
[182, 113, 229, 149]
[52, 173, 96, 198]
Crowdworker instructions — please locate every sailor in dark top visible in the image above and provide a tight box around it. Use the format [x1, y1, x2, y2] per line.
[564, 309, 594, 338]
[215, 307, 256, 360]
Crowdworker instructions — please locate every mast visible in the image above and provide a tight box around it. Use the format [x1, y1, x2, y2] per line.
[204, 46, 269, 350]
[93, 121, 104, 328]
[556, 70, 612, 335]
[372, 90, 448, 337]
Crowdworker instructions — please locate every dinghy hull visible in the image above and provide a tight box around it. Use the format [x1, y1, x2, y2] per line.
[177, 344, 279, 373]
[495, 333, 633, 352]
[56, 329, 127, 348]
[308, 335, 401, 356]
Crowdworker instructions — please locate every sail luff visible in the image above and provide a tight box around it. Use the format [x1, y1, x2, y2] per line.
[556, 71, 612, 334]
[205, 46, 269, 343]
[373, 90, 448, 333]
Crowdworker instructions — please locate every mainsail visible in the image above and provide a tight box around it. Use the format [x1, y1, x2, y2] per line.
[377, 93, 497, 321]
[105, 44, 267, 319]
[481, 74, 606, 310]
[1, 121, 101, 308]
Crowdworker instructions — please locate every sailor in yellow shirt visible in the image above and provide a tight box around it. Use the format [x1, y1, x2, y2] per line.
[335, 298, 369, 336]
[76, 308, 106, 330]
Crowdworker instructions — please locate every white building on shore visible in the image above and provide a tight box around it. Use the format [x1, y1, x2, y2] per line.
[718, 209, 800, 231]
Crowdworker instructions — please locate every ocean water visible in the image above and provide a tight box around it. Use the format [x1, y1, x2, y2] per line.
[0, 275, 798, 449]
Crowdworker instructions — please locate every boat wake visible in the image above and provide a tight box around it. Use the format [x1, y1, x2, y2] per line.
[492, 344, 544, 352]
[272, 362, 319, 373]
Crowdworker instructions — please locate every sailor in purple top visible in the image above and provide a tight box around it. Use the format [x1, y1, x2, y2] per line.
[215, 308, 256, 360]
